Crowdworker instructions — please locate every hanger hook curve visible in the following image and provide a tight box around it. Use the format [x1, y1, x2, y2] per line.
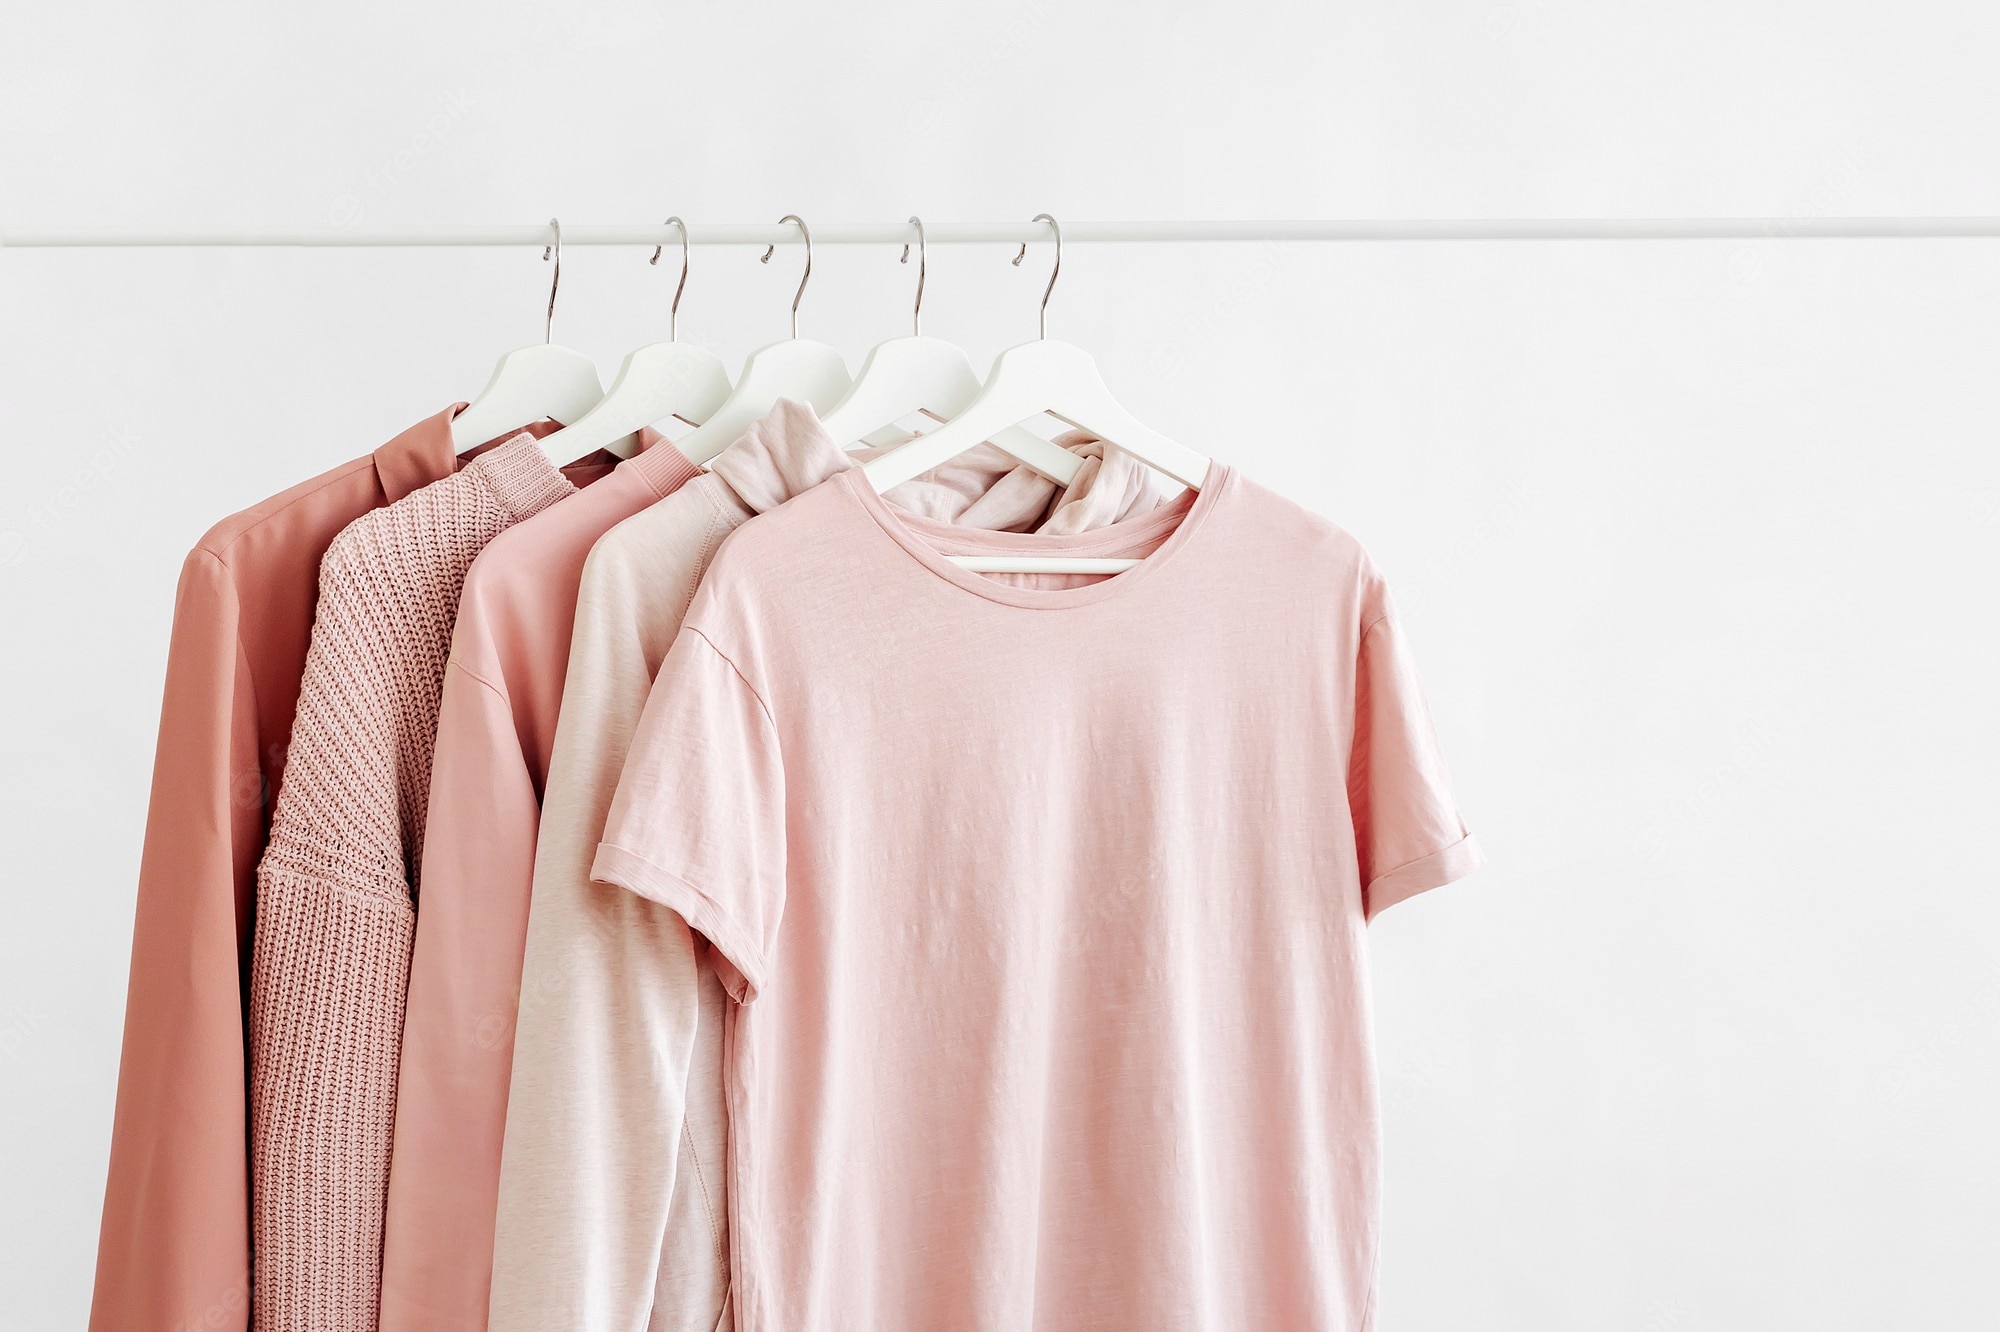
[543, 217, 563, 344]
[900, 216, 927, 337]
[1011, 212, 1060, 340]
[759, 214, 811, 339]
[650, 217, 691, 342]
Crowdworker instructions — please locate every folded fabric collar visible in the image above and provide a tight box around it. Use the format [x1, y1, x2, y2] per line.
[707, 398, 1171, 531]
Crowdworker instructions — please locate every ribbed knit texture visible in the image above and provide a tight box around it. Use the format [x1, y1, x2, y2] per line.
[248, 434, 572, 1332]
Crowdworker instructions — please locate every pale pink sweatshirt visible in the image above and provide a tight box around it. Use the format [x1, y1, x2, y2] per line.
[489, 401, 1168, 1332]
[378, 432, 695, 1332]
[248, 434, 576, 1332]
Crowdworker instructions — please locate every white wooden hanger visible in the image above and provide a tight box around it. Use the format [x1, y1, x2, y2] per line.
[532, 218, 731, 462]
[863, 215, 1211, 574]
[451, 218, 606, 459]
[821, 217, 1081, 486]
[672, 214, 853, 466]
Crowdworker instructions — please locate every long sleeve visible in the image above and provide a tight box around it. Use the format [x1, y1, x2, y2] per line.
[489, 527, 722, 1332]
[90, 548, 260, 1332]
[248, 550, 431, 1330]
[248, 438, 570, 1332]
[376, 438, 701, 1332]
[377, 659, 541, 1331]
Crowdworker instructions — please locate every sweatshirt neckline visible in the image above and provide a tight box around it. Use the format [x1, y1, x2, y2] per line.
[627, 435, 701, 500]
[706, 401, 844, 514]
[835, 463, 1230, 610]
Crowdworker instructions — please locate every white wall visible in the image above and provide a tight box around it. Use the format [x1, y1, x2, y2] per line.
[3, 1, 1997, 1328]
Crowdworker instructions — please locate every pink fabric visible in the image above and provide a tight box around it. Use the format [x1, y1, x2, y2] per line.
[91, 406, 461, 1332]
[488, 402, 1169, 1332]
[595, 465, 1482, 1331]
[378, 431, 692, 1332]
[248, 434, 575, 1332]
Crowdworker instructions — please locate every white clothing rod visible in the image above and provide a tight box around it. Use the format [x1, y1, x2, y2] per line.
[7, 218, 2000, 249]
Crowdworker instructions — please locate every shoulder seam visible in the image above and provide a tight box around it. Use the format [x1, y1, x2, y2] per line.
[196, 456, 378, 561]
[679, 500, 733, 626]
[182, 547, 261, 724]
[446, 655, 511, 706]
[682, 626, 778, 732]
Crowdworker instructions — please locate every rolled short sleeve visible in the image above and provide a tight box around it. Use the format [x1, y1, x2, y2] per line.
[1349, 612, 1484, 919]
[592, 626, 785, 1000]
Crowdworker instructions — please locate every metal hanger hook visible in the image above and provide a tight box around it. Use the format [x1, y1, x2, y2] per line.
[758, 214, 811, 339]
[649, 217, 691, 342]
[899, 215, 928, 337]
[542, 217, 563, 344]
[1011, 212, 1061, 339]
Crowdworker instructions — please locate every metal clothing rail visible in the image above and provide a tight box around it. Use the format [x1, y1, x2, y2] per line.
[6, 218, 2000, 248]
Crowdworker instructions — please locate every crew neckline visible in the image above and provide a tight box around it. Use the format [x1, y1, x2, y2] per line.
[835, 462, 1232, 610]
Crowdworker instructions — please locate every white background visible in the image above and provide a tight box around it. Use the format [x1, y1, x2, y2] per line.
[3, 1, 1998, 1328]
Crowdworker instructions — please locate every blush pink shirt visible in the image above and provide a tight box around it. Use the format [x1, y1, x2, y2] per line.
[595, 466, 1483, 1332]
[378, 429, 690, 1332]
[92, 406, 470, 1332]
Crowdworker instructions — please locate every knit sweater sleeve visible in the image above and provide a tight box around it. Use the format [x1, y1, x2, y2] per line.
[247, 438, 571, 1332]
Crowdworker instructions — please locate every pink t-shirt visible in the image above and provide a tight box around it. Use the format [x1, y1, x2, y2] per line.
[594, 465, 1483, 1332]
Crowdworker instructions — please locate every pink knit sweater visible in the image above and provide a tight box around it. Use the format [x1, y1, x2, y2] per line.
[248, 434, 573, 1332]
